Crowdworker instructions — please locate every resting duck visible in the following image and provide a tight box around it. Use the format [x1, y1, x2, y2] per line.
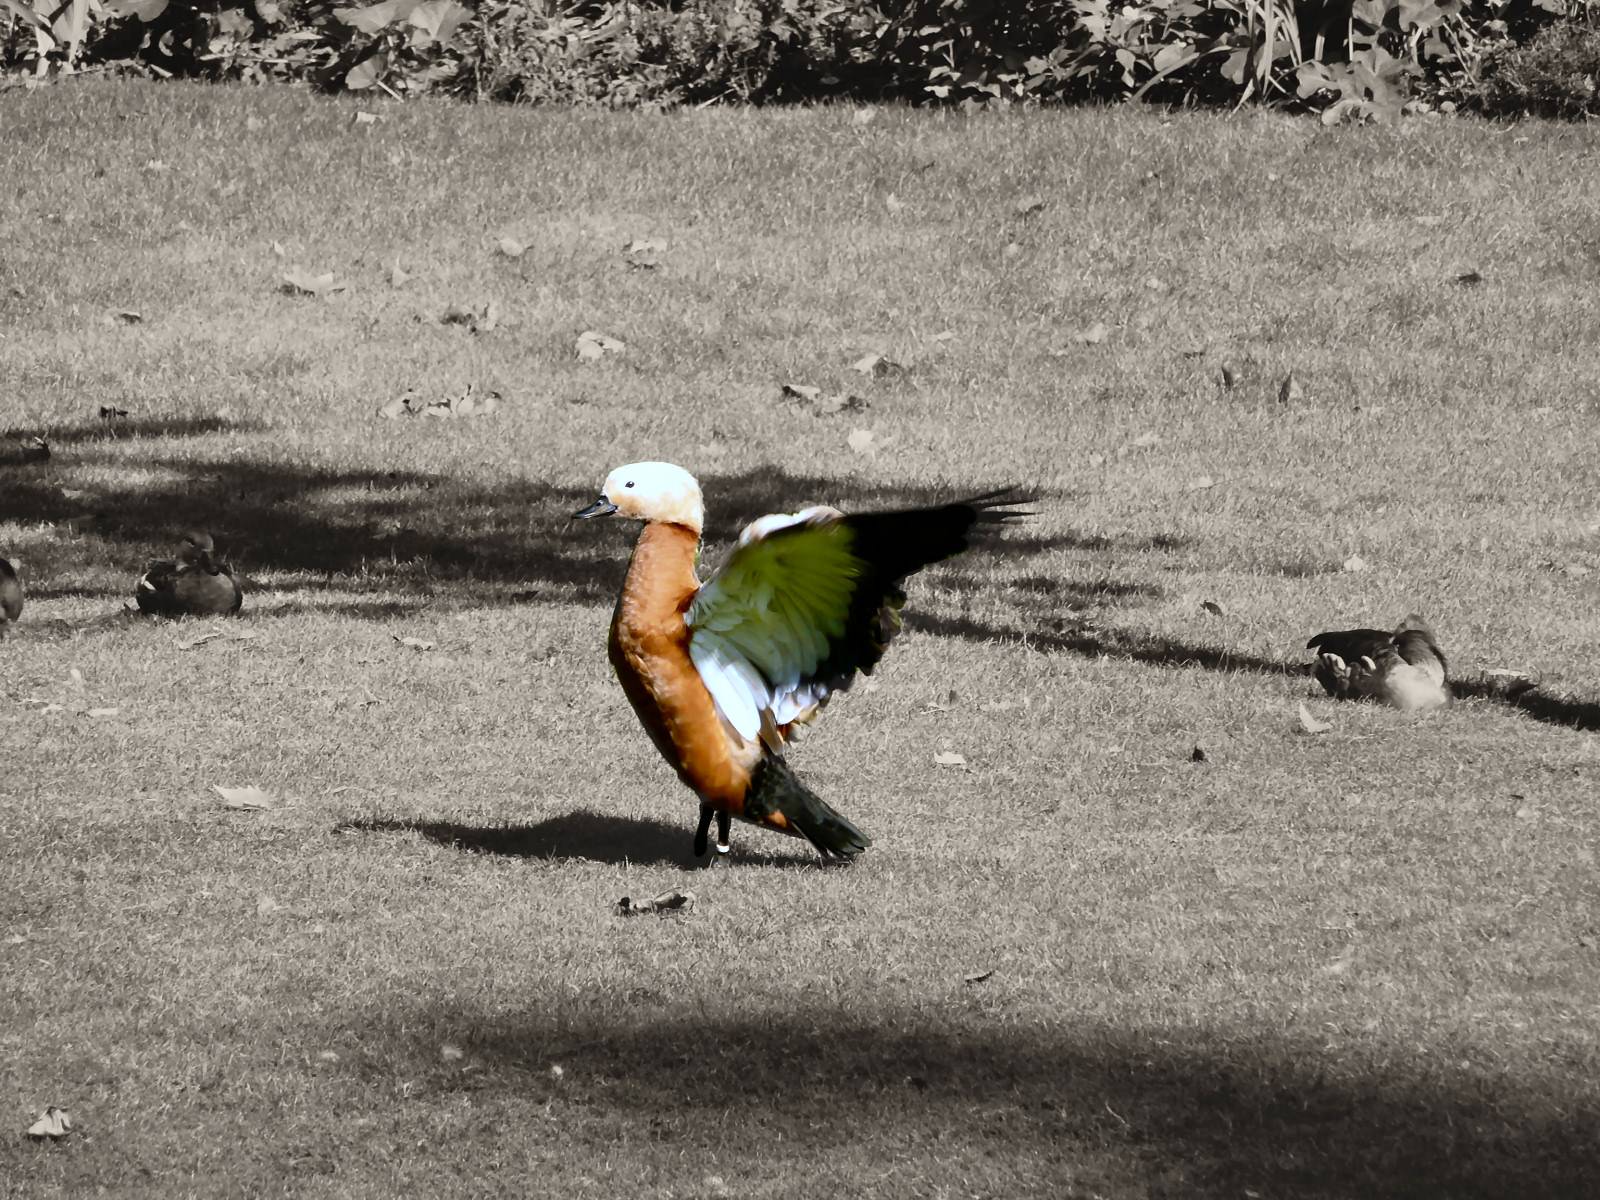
[135, 531, 243, 617]
[574, 463, 1029, 860]
[0, 554, 22, 633]
[1306, 613, 1448, 711]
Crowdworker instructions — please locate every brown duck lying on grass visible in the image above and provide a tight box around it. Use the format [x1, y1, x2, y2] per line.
[0, 554, 22, 633]
[1306, 613, 1448, 711]
[135, 531, 243, 617]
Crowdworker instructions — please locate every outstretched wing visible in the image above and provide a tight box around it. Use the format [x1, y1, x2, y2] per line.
[687, 490, 1030, 745]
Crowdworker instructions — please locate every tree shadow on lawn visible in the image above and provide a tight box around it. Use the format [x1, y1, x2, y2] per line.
[910, 611, 1296, 678]
[5, 424, 1089, 610]
[914, 613, 1600, 735]
[343, 810, 818, 870]
[18, 419, 1598, 735]
[1451, 676, 1600, 734]
[385, 1007, 1598, 1199]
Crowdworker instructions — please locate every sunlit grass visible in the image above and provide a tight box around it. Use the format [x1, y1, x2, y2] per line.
[1, 79, 1598, 1198]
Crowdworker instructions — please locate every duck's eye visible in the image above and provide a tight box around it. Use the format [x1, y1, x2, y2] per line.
[625, 481, 635, 489]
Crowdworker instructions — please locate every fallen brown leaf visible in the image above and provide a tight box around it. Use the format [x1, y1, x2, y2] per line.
[26, 1106, 71, 1141]
[214, 784, 276, 811]
[1297, 703, 1331, 735]
[575, 330, 625, 360]
[281, 269, 346, 298]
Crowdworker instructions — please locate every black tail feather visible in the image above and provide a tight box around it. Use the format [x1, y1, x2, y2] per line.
[745, 757, 870, 860]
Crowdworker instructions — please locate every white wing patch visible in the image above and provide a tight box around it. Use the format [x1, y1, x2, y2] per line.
[735, 506, 839, 548]
[687, 505, 855, 747]
[689, 630, 771, 743]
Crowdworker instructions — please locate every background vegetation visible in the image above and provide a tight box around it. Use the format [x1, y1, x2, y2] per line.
[3, 0, 1599, 118]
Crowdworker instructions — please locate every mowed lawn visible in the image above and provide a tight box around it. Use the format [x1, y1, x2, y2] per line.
[2, 79, 1599, 1198]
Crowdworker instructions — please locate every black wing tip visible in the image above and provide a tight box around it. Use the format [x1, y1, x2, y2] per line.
[959, 486, 1036, 523]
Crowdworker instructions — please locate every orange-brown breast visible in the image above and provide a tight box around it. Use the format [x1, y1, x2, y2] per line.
[608, 522, 757, 813]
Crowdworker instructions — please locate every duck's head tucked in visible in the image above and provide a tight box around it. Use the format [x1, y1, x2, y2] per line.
[572, 462, 704, 533]
[178, 530, 216, 563]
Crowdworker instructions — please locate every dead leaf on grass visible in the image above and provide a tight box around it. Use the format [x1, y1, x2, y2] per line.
[1200, 599, 1226, 617]
[850, 353, 908, 378]
[353, 110, 378, 126]
[440, 302, 499, 335]
[496, 236, 526, 259]
[214, 784, 276, 811]
[1278, 372, 1304, 404]
[389, 261, 412, 287]
[1297, 703, 1331, 735]
[1341, 553, 1369, 573]
[281, 269, 347, 298]
[1220, 362, 1239, 389]
[847, 428, 877, 455]
[256, 895, 281, 916]
[270, 240, 287, 258]
[623, 239, 665, 269]
[1075, 321, 1110, 346]
[933, 751, 968, 767]
[440, 1043, 465, 1062]
[963, 969, 995, 984]
[1014, 195, 1047, 217]
[617, 889, 697, 916]
[26, 1106, 71, 1141]
[86, 707, 120, 719]
[1454, 270, 1484, 286]
[781, 383, 822, 403]
[1320, 944, 1356, 976]
[885, 192, 907, 214]
[1190, 745, 1208, 763]
[1188, 475, 1215, 491]
[100, 406, 129, 420]
[112, 309, 142, 325]
[814, 393, 867, 416]
[576, 330, 625, 360]
[852, 107, 877, 126]
[393, 635, 436, 651]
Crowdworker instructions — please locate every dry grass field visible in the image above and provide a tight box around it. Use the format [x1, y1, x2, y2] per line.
[2, 79, 1599, 1198]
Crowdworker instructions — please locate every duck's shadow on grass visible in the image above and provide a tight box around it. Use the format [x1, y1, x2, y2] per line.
[341, 810, 818, 870]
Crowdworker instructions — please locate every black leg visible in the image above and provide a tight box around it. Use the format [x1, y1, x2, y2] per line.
[716, 810, 731, 857]
[693, 803, 714, 858]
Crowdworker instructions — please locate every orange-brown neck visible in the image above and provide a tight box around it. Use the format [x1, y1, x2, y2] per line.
[614, 521, 701, 633]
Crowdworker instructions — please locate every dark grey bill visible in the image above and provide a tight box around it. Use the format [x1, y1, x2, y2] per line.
[572, 498, 619, 519]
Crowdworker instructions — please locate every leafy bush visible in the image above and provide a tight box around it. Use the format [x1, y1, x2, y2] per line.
[476, 0, 871, 107]
[1, 0, 1593, 120]
[1474, 13, 1600, 115]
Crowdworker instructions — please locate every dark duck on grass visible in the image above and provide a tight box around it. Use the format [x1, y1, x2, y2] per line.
[0, 554, 22, 633]
[136, 531, 242, 617]
[574, 462, 1031, 862]
[1306, 613, 1448, 711]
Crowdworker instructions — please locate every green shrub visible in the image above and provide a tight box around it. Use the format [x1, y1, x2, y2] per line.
[1475, 15, 1600, 115]
[476, 0, 872, 107]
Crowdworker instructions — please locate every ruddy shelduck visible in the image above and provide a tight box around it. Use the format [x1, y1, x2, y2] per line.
[1306, 613, 1449, 711]
[0, 554, 22, 633]
[574, 463, 1029, 860]
[136, 531, 243, 617]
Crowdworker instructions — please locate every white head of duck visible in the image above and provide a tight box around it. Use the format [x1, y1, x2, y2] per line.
[573, 461, 705, 533]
